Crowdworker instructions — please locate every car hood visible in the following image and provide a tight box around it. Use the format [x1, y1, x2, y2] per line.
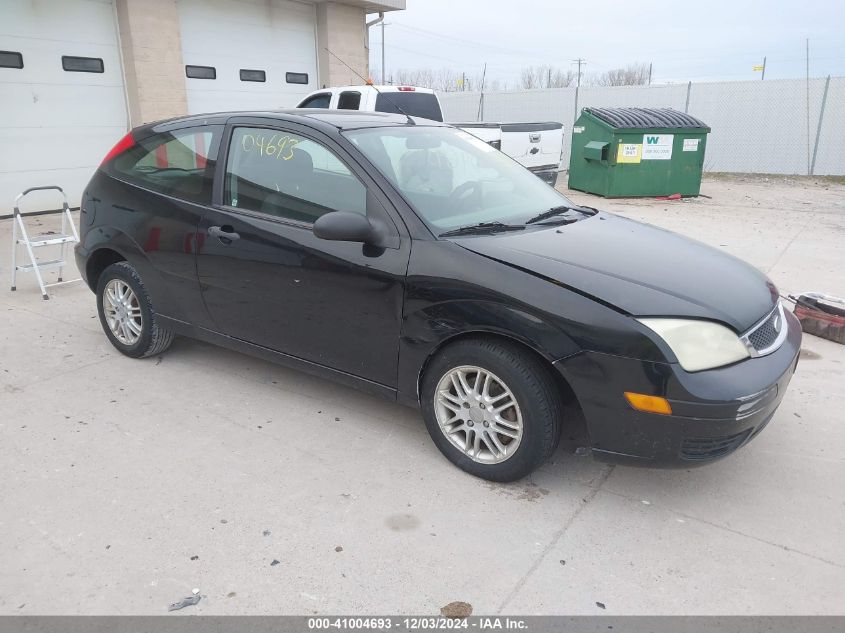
[452, 213, 777, 333]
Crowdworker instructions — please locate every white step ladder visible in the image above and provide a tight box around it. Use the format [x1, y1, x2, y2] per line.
[10, 186, 81, 300]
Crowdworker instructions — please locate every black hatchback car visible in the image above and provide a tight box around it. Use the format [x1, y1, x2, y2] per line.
[76, 110, 801, 481]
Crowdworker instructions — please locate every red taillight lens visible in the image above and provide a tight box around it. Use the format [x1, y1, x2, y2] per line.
[100, 131, 135, 167]
[397, 86, 415, 91]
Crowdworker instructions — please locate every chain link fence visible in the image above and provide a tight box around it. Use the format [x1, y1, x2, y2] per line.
[439, 77, 844, 176]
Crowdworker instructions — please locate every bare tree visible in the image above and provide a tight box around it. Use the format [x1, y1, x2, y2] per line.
[370, 67, 506, 92]
[590, 63, 650, 87]
[373, 68, 478, 92]
[520, 65, 576, 89]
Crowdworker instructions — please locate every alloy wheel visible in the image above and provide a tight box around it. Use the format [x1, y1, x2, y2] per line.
[102, 279, 143, 346]
[433, 365, 524, 464]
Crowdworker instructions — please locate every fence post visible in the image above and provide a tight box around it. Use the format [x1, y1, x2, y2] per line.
[810, 75, 831, 176]
[684, 81, 692, 113]
[573, 85, 579, 124]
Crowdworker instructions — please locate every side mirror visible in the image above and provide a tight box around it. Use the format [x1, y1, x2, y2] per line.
[313, 211, 383, 245]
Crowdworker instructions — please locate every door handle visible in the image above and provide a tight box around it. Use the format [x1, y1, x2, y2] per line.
[208, 225, 240, 242]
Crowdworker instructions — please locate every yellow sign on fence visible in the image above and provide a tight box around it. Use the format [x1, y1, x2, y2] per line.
[752, 65, 765, 72]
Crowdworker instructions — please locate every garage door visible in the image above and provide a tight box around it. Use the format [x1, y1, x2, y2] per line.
[179, 0, 318, 115]
[0, 0, 128, 214]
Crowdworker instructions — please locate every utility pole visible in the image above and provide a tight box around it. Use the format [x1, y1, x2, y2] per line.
[648, 62, 652, 85]
[572, 58, 585, 87]
[462, 71, 466, 92]
[761, 56, 766, 80]
[380, 21, 386, 85]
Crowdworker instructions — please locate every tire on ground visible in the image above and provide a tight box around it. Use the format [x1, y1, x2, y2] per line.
[420, 337, 564, 482]
[95, 261, 174, 359]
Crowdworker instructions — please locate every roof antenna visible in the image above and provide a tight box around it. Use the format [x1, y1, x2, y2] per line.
[323, 48, 415, 126]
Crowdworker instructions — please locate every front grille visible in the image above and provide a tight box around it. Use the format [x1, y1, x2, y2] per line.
[681, 429, 751, 460]
[742, 303, 787, 355]
[747, 310, 780, 351]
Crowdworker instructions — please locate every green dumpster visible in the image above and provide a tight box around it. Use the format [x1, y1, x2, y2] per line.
[568, 107, 710, 197]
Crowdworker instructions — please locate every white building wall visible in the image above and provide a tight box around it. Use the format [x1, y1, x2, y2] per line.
[0, 0, 128, 212]
[178, 0, 320, 114]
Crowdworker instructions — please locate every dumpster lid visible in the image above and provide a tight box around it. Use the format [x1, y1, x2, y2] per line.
[585, 107, 708, 130]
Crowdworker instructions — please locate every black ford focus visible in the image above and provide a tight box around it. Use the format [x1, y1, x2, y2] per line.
[75, 110, 801, 481]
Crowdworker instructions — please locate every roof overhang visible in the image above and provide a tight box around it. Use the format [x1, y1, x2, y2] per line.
[313, 0, 406, 12]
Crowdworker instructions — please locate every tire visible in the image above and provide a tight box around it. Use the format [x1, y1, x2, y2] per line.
[420, 338, 563, 482]
[96, 261, 174, 359]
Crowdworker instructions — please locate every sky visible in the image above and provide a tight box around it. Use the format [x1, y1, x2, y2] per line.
[367, 0, 845, 88]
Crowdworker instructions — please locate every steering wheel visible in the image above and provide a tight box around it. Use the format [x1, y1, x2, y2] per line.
[449, 180, 483, 209]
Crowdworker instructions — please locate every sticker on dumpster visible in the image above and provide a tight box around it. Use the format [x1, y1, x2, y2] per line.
[573, 126, 584, 134]
[617, 143, 642, 164]
[682, 138, 700, 152]
[642, 134, 674, 160]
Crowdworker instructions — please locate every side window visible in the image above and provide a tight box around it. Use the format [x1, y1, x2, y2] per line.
[109, 125, 222, 204]
[1, 51, 24, 69]
[224, 127, 367, 223]
[337, 91, 361, 110]
[299, 93, 331, 108]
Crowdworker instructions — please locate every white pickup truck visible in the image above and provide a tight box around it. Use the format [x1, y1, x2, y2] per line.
[295, 85, 564, 185]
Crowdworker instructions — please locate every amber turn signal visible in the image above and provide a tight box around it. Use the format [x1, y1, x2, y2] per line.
[624, 392, 673, 415]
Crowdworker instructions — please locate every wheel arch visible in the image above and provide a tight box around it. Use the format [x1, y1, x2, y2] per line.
[84, 247, 126, 291]
[415, 330, 579, 410]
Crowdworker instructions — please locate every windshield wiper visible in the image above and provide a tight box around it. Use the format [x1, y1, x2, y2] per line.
[525, 205, 589, 225]
[439, 221, 526, 237]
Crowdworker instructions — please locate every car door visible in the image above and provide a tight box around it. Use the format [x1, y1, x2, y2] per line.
[195, 119, 410, 389]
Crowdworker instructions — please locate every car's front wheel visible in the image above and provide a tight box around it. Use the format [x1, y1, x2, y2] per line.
[96, 261, 174, 358]
[420, 338, 563, 482]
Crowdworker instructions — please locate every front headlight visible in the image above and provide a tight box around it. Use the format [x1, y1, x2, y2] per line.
[637, 318, 749, 372]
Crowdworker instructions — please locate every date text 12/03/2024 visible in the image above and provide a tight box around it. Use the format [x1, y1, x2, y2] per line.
[307, 617, 528, 630]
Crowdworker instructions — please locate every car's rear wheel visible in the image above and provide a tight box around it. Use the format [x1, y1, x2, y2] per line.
[420, 338, 563, 482]
[96, 261, 173, 358]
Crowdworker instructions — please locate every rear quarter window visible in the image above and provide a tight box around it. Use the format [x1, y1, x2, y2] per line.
[107, 125, 223, 204]
[374, 93, 443, 122]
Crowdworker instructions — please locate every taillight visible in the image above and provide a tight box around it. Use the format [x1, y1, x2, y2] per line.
[397, 86, 416, 91]
[100, 131, 135, 167]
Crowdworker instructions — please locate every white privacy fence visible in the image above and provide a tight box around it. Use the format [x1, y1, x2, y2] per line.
[439, 77, 845, 176]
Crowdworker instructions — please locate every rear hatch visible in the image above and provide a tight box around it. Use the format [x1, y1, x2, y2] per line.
[500, 123, 563, 170]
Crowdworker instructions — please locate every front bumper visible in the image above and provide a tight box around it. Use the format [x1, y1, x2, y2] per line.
[555, 308, 802, 467]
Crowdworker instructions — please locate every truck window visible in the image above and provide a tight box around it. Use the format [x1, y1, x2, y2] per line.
[337, 91, 362, 110]
[374, 93, 443, 122]
[299, 93, 331, 108]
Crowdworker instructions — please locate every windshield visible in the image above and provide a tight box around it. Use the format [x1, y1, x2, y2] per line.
[374, 93, 443, 122]
[344, 126, 574, 234]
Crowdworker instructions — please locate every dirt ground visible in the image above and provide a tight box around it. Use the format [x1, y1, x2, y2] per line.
[1, 175, 843, 615]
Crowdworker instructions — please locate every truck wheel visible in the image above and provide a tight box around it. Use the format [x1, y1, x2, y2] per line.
[96, 261, 173, 359]
[420, 338, 563, 482]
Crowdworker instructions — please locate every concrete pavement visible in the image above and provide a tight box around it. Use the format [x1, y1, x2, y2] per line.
[1, 175, 843, 614]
